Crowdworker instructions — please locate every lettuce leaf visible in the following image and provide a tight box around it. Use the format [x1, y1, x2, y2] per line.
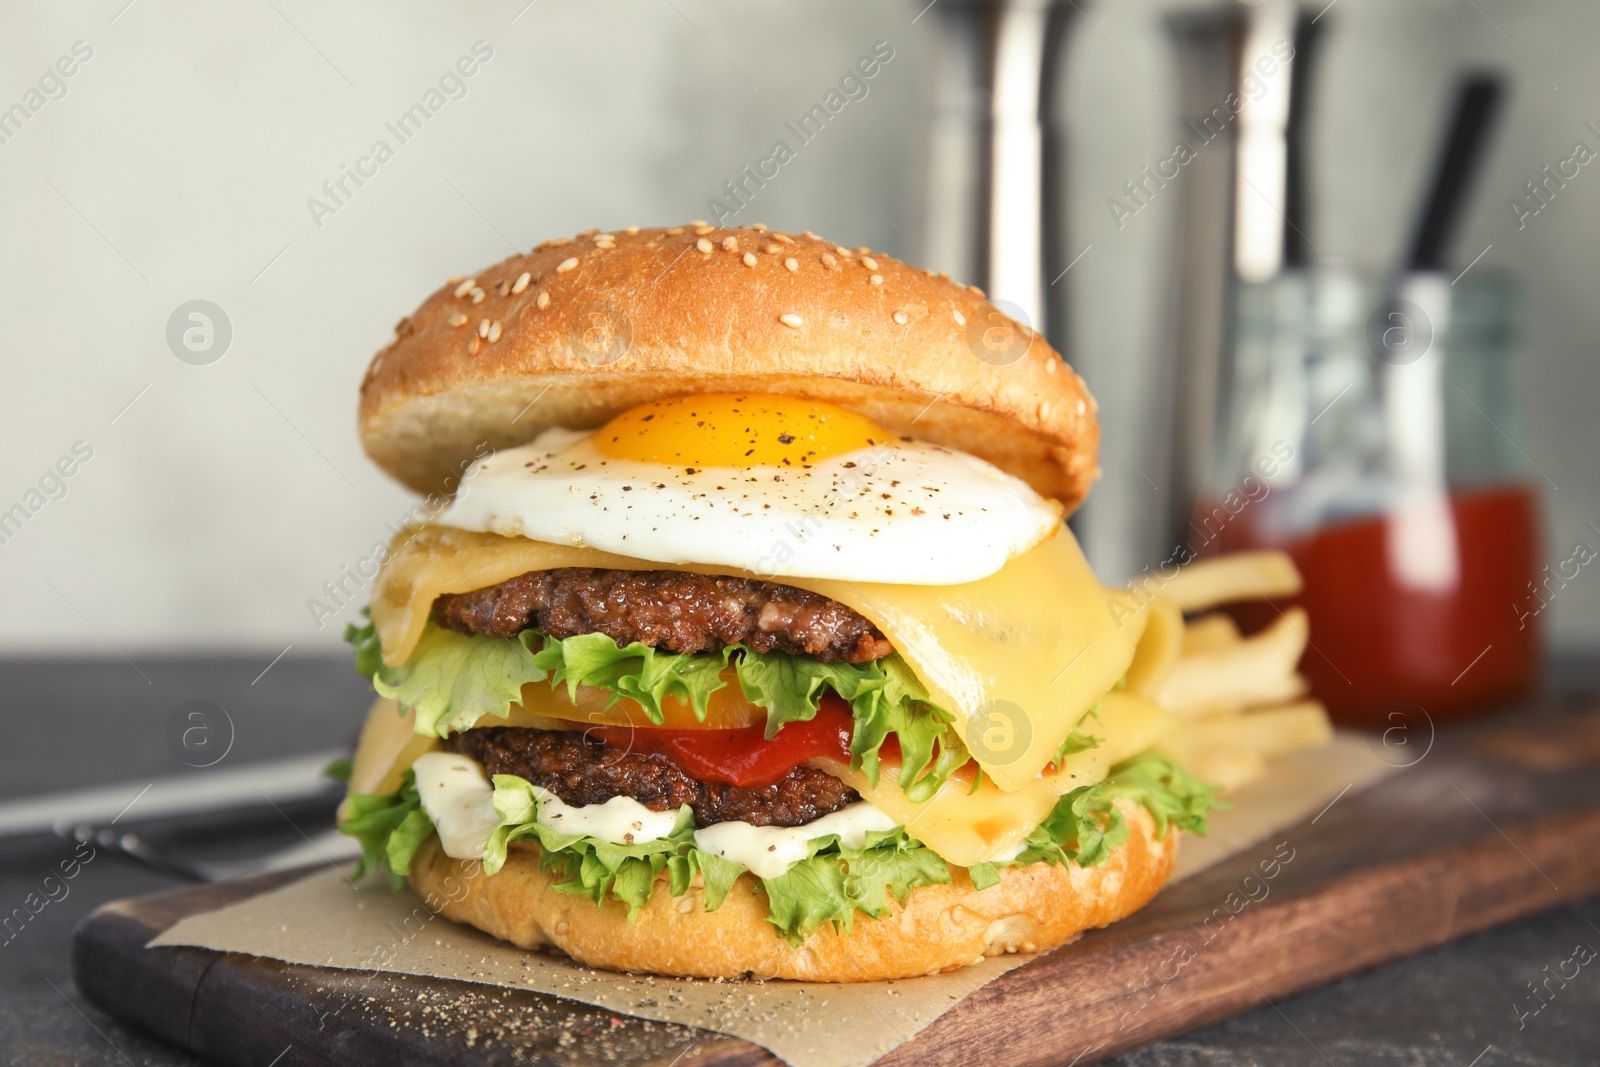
[342, 749, 1217, 943]
[483, 775, 699, 919]
[354, 617, 967, 798]
[338, 771, 427, 890]
[1101, 751, 1222, 838]
[480, 774, 949, 941]
[1049, 702, 1103, 765]
[967, 749, 1222, 890]
[730, 651, 866, 736]
[355, 772, 950, 942]
[371, 624, 548, 738]
[1052, 729, 1102, 760]
[734, 650, 965, 801]
[665, 848, 747, 912]
[528, 632, 734, 724]
[759, 827, 950, 943]
[344, 609, 391, 683]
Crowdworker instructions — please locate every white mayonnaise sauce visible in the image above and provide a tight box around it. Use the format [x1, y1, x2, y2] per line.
[988, 840, 1028, 864]
[692, 802, 898, 879]
[415, 753, 900, 875]
[412, 752, 502, 861]
[529, 786, 680, 845]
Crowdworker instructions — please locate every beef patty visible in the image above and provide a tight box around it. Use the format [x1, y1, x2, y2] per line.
[451, 726, 859, 828]
[435, 568, 891, 664]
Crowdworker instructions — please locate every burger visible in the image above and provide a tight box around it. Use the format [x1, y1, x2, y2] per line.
[336, 224, 1217, 982]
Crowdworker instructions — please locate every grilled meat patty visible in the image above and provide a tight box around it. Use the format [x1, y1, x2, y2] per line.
[451, 726, 859, 828]
[434, 567, 892, 664]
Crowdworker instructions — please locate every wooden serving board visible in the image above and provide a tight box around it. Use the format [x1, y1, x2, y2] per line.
[74, 701, 1600, 1067]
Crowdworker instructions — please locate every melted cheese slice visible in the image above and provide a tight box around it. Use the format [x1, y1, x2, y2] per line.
[810, 688, 1181, 864]
[372, 524, 1149, 792]
[348, 698, 440, 798]
[1124, 594, 1184, 699]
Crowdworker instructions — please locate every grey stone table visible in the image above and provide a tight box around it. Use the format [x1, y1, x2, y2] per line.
[2, 656, 1596, 1067]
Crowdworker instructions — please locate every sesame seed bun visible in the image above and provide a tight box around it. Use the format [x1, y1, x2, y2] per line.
[359, 225, 1100, 509]
[407, 798, 1176, 982]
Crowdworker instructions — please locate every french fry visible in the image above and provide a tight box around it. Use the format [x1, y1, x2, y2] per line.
[1158, 608, 1311, 716]
[1144, 553, 1334, 792]
[1183, 747, 1267, 792]
[1180, 612, 1241, 656]
[1183, 701, 1332, 761]
[1161, 551, 1302, 613]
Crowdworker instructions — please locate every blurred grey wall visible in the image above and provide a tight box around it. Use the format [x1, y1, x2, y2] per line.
[1063, 0, 1599, 655]
[0, 0, 1594, 661]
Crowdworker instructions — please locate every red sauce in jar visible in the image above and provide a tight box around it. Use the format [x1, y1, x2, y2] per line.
[1203, 483, 1541, 727]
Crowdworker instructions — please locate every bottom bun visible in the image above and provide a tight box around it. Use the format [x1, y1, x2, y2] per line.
[409, 798, 1178, 982]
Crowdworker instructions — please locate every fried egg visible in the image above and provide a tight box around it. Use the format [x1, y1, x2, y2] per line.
[434, 394, 1063, 584]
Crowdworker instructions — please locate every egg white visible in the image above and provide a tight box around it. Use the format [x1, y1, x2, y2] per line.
[434, 427, 1063, 584]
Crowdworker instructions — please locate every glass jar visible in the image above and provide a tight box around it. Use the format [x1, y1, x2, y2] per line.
[1197, 269, 1541, 727]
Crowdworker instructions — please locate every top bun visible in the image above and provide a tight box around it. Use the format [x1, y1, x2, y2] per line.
[359, 225, 1100, 509]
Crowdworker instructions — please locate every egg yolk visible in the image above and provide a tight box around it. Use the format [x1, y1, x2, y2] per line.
[594, 393, 887, 469]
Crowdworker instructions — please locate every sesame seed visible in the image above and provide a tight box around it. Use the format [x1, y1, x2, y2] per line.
[498, 279, 511, 297]
[511, 272, 531, 294]
[468, 336, 482, 356]
[765, 244, 782, 255]
[667, 227, 685, 236]
[861, 256, 879, 271]
[780, 313, 803, 329]
[774, 233, 794, 244]
[625, 224, 640, 234]
[470, 287, 486, 304]
[488, 320, 503, 343]
[857, 246, 870, 253]
[577, 228, 597, 238]
[556, 257, 579, 273]
[835, 246, 850, 257]
[742, 252, 758, 267]
[802, 230, 817, 238]
[446, 314, 465, 327]
[536, 291, 550, 310]
[822, 253, 838, 269]
[893, 311, 909, 325]
[696, 238, 714, 253]
[454, 278, 477, 298]
[691, 219, 709, 227]
[752, 222, 767, 231]
[722, 236, 738, 252]
[870, 274, 883, 285]
[784, 257, 799, 272]
[953, 309, 967, 326]
[695, 226, 715, 236]
[447, 274, 465, 284]
[478, 318, 490, 338]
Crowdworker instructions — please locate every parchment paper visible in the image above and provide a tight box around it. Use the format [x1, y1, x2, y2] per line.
[151, 732, 1394, 1067]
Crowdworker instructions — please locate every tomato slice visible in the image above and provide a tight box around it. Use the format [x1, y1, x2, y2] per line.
[588, 694, 856, 788]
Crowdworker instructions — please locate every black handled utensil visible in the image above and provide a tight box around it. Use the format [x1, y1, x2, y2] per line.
[1404, 73, 1505, 272]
